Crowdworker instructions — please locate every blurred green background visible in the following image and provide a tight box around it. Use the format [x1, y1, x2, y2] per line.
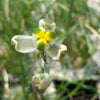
[0, 0, 100, 100]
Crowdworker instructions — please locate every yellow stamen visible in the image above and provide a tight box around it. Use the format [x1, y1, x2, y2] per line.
[34, 28, 54, 50]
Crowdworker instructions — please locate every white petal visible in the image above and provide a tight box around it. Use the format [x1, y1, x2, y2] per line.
[39, 19, 45, 31]
[45, 42, 67, 60]
[39, 19, 56, 32]
[11, 35, 38, 53]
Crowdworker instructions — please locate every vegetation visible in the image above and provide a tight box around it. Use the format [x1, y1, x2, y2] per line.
[0, 0, 100, 100]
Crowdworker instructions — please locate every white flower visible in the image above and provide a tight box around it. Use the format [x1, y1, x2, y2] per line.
[11, 19, 67, 60]
[31, 73, 52, 93]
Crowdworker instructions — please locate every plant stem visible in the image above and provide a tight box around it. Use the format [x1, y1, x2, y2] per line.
[19, 54, 28, 100]
[66, 0, 74, 29]
[41, 52, 50, 74]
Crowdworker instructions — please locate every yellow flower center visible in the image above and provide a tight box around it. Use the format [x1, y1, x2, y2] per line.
[33, 28, 54, 51]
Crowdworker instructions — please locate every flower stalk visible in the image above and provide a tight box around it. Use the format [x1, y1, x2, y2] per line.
[41, 52, 50, 74]
[19, 55, 28, 100]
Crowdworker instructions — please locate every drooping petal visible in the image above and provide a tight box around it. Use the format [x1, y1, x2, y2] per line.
[39, 19, 56, 32]
[45, 42, 67, 60]
[11, 35, 38, 53]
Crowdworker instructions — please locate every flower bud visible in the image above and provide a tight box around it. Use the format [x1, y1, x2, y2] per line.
[32, 73, 52, 93]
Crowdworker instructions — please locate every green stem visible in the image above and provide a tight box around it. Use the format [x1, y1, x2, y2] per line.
[19, 54, 28, 100]
[66, 0, 74, 29]
[41, 52, 50, 74]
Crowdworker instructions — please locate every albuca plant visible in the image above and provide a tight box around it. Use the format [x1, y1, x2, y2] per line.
[11, 19, 67, 93]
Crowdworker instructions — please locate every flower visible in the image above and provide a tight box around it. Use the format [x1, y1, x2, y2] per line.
[11, 19, 67, 60]
[31, 73, 52, 93]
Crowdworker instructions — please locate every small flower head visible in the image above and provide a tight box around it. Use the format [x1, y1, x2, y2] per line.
[32, 73, 52, 93]
[11, 19, 67, 60]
